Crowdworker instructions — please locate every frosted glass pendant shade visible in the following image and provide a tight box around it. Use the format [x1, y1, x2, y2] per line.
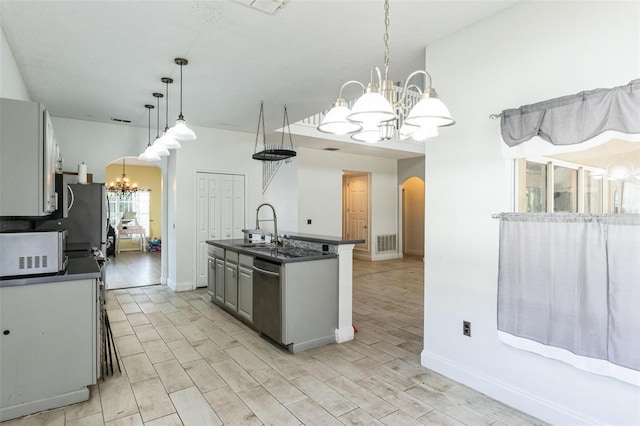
[152, 138, 170, 156]
[405, 95, 454, 128]
[168, 119, 196, 141]
[138, 146, 161, 162]
[318, 105, 362, 135]
[347, 92, 395, 125]
[157, 132, 181, 149]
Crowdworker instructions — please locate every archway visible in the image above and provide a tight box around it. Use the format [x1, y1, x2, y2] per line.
[105, 157, 163, 289]
[401, 176, 425, 258]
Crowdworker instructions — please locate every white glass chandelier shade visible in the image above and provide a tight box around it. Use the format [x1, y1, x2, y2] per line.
[347, 90, 396, 125]
[318, 102, 362, 135]
[404, 93, 455, 129]
[351, 122, 382, 144]
[168, 118, 196, 141]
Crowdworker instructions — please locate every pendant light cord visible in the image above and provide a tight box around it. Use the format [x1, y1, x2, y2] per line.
[165, 80, 170, 131]
[383, 0, 390, 80]
[156, 95, 161, 139]
[179, 63, 184, 119]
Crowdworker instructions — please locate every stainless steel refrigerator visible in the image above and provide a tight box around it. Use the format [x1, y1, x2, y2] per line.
[38, 182, 108, 255]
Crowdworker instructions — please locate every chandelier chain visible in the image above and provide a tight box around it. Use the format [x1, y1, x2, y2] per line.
[383, 0, 390, 80]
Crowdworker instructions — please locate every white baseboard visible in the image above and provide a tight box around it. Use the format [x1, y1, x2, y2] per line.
[421, 350, 599, 426]
[335, 326, 355, 343]
[167, 279, 193, 292]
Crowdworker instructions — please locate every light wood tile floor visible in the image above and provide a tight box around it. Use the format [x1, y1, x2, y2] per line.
[2, 257, 546, 426]
[106, 252, 161, 290]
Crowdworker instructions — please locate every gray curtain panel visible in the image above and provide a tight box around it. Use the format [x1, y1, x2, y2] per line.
[497, 213, 640, 373]
[500, 79, 640, 147]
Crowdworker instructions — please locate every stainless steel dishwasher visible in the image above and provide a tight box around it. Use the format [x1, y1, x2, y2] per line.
[253, 258, 281, 344]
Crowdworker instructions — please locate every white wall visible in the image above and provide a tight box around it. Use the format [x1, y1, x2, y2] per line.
[422, 2, 640, 426]
[263, 156, 299, 234]
[51, 118, 149, 183]
[170, 126, 263, 291]
[296, 147, 398, 258]
[0, 25, 30, 101]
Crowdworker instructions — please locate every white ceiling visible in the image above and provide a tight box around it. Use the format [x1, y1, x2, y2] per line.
[1, 0, 519, 157]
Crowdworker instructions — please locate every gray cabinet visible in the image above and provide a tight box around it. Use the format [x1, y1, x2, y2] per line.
[224, 251, 239, 312]
[215, 258, 225, 304]
[238, 254, 254, 323]
[0, 98, 57, 216]
[0, 279, 99, 421]
[282, 258, 338, 353]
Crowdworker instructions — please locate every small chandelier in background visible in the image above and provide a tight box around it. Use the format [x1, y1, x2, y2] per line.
[317, 0, 454, 143]
[139, 104, 161, 162]
[107, 158, 138, 199]
[167, 58, 197, 141]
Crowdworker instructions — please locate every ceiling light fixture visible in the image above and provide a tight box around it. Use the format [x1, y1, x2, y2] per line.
[152, 92, 170, 157]
[107, 158, 138, 199]
[156, 77, 181, 150]
[139, 104, 161, 162]
[317, 0, 454, 143]
[167, 58, 196, 141]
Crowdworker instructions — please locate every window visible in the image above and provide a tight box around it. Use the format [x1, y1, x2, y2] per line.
[553, 165, 577, 213]
[517, 140, 640, 214]
[107, 190, 151, 237]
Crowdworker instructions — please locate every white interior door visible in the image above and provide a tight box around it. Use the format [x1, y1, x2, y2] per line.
[345, 174, 370, 253]
[196, 172, 245, 288]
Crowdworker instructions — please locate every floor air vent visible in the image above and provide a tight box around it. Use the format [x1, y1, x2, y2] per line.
[376, 234, 397, 253]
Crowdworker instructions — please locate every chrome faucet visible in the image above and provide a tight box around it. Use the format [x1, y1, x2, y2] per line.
[255, 203, 278, 245]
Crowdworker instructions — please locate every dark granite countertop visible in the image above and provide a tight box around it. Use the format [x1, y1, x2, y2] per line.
[280, 232, 364, 245]
[0, 256, 101, 287]
[206, 239, 337, 264]
[242, 230, 364, 245]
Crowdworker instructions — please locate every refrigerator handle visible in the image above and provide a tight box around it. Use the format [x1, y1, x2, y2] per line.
[67, 184, 75, 211]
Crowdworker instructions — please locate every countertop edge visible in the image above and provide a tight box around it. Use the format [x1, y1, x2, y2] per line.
[207, 240, 337, 264]
[0, 257, 101, 287]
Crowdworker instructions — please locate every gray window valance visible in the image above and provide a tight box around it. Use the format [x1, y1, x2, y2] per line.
[500, 79, 640, 148]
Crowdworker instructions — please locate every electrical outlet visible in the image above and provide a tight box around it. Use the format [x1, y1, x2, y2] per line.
[463, 321, 471, 337]
[307, 219, 312, 224]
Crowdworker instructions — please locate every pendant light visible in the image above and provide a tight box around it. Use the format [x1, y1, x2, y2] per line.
[138, 104, 161, 162]
[317, 0, 454, 143]
[167, 58, 196, 141]
[156, 77, 181, 149]
[152, 92, 170, 157]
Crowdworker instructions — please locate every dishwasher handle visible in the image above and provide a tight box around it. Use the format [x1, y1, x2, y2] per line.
[253, 265, 280, 277]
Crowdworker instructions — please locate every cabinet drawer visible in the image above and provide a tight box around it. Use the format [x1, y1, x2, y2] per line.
[239, 254, 253, 268]
[225, 250, 239, 263]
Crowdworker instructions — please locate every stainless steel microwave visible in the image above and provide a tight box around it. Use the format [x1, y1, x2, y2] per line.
[0, 230, 68, 278]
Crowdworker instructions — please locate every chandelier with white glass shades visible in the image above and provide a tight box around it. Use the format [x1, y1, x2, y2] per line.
[317, 0, 454, 143]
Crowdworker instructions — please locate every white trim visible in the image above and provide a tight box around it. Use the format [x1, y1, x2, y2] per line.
[335, 326, 355, 343]
[498, 331, 640, 387]
[421, 350, 601, 426]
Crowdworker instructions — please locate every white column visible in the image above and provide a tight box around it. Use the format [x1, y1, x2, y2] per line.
[335, 243, 355, 343]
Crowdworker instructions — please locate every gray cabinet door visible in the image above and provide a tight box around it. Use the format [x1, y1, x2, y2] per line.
[215, 258, 225, 304]
[0, 279, 97, 421]
[238, 265, 253, 323]
[225, 262, 238, 311]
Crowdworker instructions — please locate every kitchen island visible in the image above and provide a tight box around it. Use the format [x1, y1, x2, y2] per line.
[0, 257, 101, 422]
[207, 232, 362, 351]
